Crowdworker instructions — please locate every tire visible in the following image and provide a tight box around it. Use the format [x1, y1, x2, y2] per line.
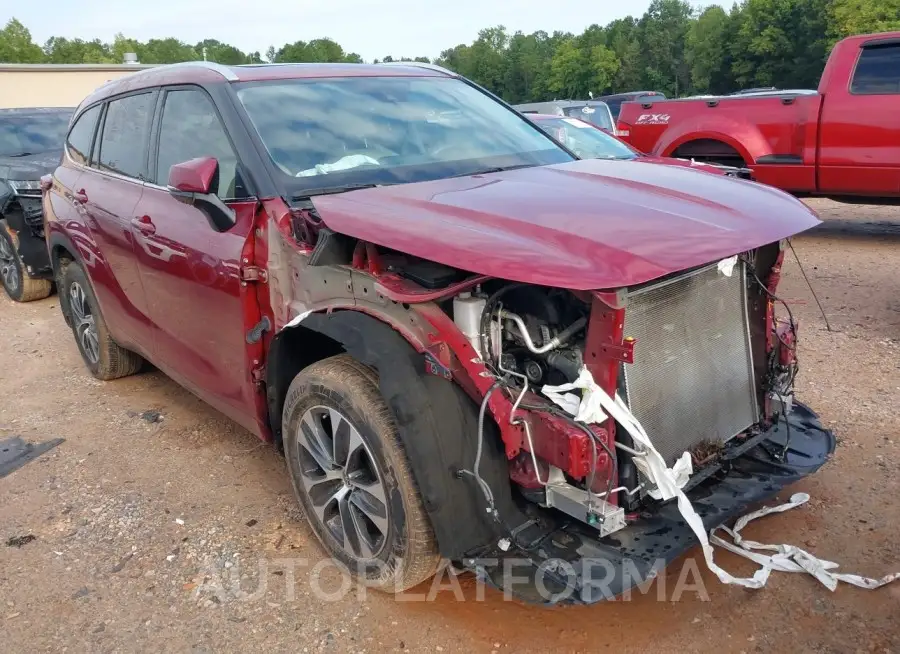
[0, 221, 52, 303]
[282, 354, 441, 592]
[58, 259, 143, 380]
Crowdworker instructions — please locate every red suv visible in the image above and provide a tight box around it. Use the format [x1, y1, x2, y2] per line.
[42, 61, 834, 604]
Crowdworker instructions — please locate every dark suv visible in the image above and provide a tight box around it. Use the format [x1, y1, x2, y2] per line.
[0, 107, 73, 301]
[43, 61, 833, 604]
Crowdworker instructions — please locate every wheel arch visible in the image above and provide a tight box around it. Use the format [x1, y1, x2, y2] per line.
[46, 230, 81, 322]
[269, 309, 520, 561]
[657, 120, 769, 166]
[666, 135, 751, 166]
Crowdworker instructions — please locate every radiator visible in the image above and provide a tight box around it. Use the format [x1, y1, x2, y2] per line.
[622, 261, 759, 467]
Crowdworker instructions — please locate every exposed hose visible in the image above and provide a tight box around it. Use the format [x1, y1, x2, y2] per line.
[457, 381, 502, 513]
[500, 311, 587, 355]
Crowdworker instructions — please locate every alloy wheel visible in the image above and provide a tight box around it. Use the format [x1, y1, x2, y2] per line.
[69, 281, 99, 364]
[296, 406, 390, 560]
[0, 234, 20, 294]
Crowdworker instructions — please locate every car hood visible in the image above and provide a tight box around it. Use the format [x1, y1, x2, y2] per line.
[0, 151, 62, 182]
[312, 158, 820, 290]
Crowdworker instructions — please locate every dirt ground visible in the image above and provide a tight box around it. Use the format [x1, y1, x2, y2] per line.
[1, 199, 898, 653]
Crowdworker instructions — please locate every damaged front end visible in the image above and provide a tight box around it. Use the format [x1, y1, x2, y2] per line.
[266, 191, 834, 604]
[417, 242, 834, 602]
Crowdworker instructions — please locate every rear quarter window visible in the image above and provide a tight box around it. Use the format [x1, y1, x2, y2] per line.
[97, 93, 155, 179]
[851, 44, 900, 94]
[66, 105, 101, 166]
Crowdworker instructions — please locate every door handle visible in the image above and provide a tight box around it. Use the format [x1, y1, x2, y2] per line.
[131, 215, 156, 235]
[73, 188, 88, 204]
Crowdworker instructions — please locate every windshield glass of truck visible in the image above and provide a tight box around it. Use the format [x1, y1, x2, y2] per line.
[0, 112, 72, 157]
[236, 76, 573, 192]
[536, 117, 637, 160]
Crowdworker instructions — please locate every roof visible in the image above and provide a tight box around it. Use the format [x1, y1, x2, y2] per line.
[79, 60, 454, 109]
[847, 30, 900, 46]
[0, 106, 75, 114]
[0, 63, 155, 73]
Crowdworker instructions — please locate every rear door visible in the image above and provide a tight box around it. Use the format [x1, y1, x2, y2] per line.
[818, 40, 900, 195]
[132, 85, 263, 435]
[76, 91, 157, 354]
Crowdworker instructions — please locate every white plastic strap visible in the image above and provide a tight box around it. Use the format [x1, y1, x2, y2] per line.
[542, 367, 900, 591]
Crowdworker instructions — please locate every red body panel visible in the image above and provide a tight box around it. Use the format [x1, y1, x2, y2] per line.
[54, 168, 156, 356]
[618, 31, 900, 198]
[312, 158, 819, 291]
[130, 188, 262, 436]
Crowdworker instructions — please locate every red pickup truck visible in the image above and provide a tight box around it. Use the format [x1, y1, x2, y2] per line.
[618, 31, 900, 201]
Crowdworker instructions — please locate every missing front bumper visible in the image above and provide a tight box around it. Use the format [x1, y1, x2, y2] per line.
[468, 403, 835, 605]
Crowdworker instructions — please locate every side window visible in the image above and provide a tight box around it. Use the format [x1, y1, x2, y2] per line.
[66, 105, 101, 166]
[97, 93, 154, 179]
[851, 45, 900, 95]
[156, 89, 246, 199]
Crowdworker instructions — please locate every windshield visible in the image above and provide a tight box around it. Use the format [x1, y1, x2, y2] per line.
[0, 111, 72, 157]
[561, 105, 614, 131]
[534, 117, 638, 160]
[236, 76, 573, 194]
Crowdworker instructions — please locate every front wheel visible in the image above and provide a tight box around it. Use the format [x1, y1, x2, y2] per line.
[282, 354, 441, 592]
[0, 221, 52, 303]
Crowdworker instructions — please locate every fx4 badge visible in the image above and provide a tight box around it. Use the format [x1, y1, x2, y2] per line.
[636, 113, 671, 125]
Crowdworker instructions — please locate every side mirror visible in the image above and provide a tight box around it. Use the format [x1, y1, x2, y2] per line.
[167, 157, 235, 232]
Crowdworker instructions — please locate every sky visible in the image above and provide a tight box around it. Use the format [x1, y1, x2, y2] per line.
[9, 0, 726, 62]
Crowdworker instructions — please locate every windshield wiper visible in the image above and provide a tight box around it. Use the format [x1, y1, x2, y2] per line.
[6, 152, 36, 158]
[452, 163, 537, 178]
[292, 183, 383, 200]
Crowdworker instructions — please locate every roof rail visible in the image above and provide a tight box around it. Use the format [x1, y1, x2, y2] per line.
[115, 60, 238, 83]
[381, 61, 456, 76]
[157, 60, 239, 81]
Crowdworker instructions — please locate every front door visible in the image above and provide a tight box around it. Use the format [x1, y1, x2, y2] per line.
[132, 86, 262, 435]
[818, 40, 900, 195]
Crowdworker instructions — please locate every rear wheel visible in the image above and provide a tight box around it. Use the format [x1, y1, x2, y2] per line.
[0, 221, 52, 303]
[671, 138, 746, 169]
[282, 354, 441, 592]
[58, 259, 143, 380]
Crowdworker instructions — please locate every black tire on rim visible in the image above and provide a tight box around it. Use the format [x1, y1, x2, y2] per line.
[57, 260, 144, 380]
[282, 354, 440, 592]
[0, 220, 52, 303]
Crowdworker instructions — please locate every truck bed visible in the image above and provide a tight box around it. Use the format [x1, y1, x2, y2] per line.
[617, 92, 823, 193]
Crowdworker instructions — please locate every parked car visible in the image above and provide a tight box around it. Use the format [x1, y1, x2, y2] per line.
[0, 107, 73, 301]
[526, 113, 752, 178]
[513, 100, 616, 133]
[617, 31, 900, 201]
[43, 61, 833, 603]
[592, 91, 666, 119]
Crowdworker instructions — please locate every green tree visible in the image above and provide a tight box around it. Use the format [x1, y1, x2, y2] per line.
[504, 31, 555, 102]
[548, 39, 586, 98]
[828, 0, 900, 41]
[606, 18, 643, 92]
[195, 39, 249, 65]
[730, 0, 829, 90]
[685, 5, 732, 93]
[0, 18, 44, 63]
[274, 38, 359, 63]
[140, 38, 198, 64]
[588, 44, 620, 94]
[637, 0, 694, 96]
[110, 33, 143, 63]
[43, 37, 114, 63]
